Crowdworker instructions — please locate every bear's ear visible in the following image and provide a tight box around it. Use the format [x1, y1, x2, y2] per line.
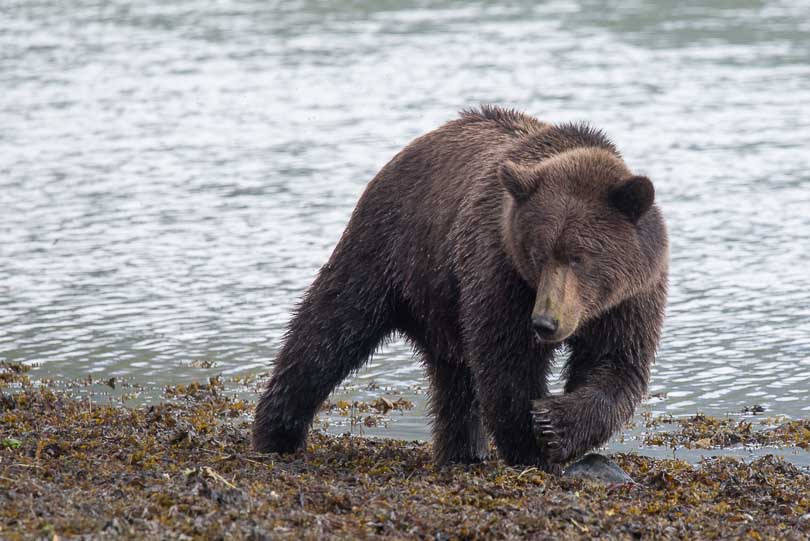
[609, 175, 655, 224]
[499, 161, 538, 202]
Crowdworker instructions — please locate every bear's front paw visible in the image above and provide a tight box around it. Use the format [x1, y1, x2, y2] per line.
[531, 399, 572, 465]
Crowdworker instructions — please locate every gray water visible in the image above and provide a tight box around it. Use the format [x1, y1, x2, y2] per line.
[2, 1, 809, 462]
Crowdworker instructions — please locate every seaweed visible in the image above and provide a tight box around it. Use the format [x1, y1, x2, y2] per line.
[1, 363, 809, 539]
[644, 413, 810, 450]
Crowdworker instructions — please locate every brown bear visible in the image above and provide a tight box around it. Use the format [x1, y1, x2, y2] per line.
[253, 105, 668, 471]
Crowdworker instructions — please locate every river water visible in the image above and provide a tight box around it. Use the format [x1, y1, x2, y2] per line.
[1, 1, 809, 463]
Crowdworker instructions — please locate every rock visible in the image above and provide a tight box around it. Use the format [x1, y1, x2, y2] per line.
[563, 454, 634, 484]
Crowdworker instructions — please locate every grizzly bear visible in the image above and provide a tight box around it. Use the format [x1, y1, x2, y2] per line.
[253, 105, 668, 471]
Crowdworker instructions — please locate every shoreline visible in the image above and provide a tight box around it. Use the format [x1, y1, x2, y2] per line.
[13, 362, 810, 468]
[2, 363, 810, 539]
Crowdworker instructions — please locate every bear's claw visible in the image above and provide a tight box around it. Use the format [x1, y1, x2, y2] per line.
[532, 403, 567, 464]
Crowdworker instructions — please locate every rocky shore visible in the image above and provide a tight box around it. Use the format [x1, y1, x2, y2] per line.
[2, 362, 809, 540]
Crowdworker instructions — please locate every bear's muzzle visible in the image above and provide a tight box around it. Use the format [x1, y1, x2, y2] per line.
[532, 264, 581, 343]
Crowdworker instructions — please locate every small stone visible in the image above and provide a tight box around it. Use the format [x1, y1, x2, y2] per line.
[563, 454, 634, 484]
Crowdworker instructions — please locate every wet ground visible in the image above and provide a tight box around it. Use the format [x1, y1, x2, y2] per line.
[2, 362, 810, 539]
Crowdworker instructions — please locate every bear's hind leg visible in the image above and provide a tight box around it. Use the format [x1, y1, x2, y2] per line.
[253, 268, 394, 454]
[427, 359, 489, 465]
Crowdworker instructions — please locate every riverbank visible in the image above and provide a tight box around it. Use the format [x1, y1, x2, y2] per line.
[1, 363, 809, 540]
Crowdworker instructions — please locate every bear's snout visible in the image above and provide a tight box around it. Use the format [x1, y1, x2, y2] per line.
[532, 314, 559, 339]
[532, 264, 582, 343]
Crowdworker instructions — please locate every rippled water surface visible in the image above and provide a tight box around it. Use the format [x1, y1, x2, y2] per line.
[2, 1, 809, 457]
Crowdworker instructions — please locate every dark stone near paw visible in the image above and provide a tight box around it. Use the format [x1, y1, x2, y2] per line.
[563, 454, 633, 484]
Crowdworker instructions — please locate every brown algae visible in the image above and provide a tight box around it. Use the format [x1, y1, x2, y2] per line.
[2, 362, 810, 540]
[644, 413, 810, 450]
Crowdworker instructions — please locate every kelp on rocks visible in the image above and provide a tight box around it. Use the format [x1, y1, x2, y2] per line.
[644, 413, 810, 450]
[2, 362, 809, 540]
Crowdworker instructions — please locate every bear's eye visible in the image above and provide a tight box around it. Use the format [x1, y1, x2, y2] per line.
[569, 255, 585, 267]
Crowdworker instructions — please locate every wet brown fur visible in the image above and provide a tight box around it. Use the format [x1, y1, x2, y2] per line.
[253, 105, 669, 470]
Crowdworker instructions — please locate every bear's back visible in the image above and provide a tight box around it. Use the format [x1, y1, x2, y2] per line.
[457, 105, 549, 139]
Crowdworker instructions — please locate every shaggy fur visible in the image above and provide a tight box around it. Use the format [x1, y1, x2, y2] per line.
[253, 105, 668, 471]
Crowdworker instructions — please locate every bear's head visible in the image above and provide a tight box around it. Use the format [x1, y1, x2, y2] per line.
[500, 148, 663, 343]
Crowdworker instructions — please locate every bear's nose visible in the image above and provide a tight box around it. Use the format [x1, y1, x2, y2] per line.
[532, 315, 559, 337]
